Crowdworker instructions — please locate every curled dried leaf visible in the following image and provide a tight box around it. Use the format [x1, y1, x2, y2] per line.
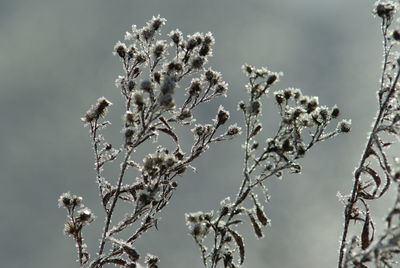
[227, 229, 245, 265]
[364, 167, 381, 195]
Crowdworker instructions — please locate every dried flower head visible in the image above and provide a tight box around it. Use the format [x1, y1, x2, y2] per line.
[169, 29, 183, 45]
[216, 106, 230, 126]
[374, 1, 396, 21]
[77, 208, 95, 223]
[58, 192, 73, 208]
[81, 97, 112, 123]
[338, 119, 352, 133]
[114, 41, 127, 58]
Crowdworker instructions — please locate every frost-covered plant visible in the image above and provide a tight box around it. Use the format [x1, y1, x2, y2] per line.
[338, 2, 400, 267]
[58, 12, 357, 268]
[186, 64, 350, 268]
[59, 16, 239, 268]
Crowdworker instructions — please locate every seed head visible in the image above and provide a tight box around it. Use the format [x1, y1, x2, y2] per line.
[319, 106, 329, 121]
[283, 89, 292, 99]
[226, 124, 241, 136]
[215, 82, 228, 95]
[204, 69, 219, 85]
[189, 78, 202, 95]
[249, 101, 261, 115]
[217, 106, 230, 125]
[133, 92, 145, 107]
[191, 56, 205, 69]
[331, 106, 340, 118]
[393, 30, 400, 41]
[160, 76, 176, 95]
[63, 221, 77, 236]
[140, 80, 154, 92]
[149, 15, 166, 31]
[266, 74, 277, 85]
[338, 119, 351, 133]
[77, 208, 95, 223]
[153, 40, 168, 58]
[203, 32, 215, 45]
[199, 44, 211, 56]
[375, 2, 396, 20]
[242, 64, 255, 76]
[128, 80, 136, 91]
[81, 97, 112, 123]
[58, 192, 73, 208]
[169, 29, 183, 45]
[158, 93, 174, 108]
[274, 92, 285, 105]
[114, 41, 127, 58]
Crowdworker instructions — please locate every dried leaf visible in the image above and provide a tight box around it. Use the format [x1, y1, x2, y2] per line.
[382, 142, 392, 147]
[361, 213, 370, 250]
[365, 147, 378, 159]
[255, 206, 269, 226]
[235, 188, 251, 206]
[157, 127, 178, 144]
[365, 167, 381, 192]
[251, 195, 269, 226]
[123, 245, 140, 262]
[227, 229, 245, 265]
[249, 125, 262, 138]
[248, 213, 263, 238]
[108, 237, 140, 262]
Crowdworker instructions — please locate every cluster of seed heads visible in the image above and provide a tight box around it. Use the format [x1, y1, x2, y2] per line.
[60, 15, 241, 268]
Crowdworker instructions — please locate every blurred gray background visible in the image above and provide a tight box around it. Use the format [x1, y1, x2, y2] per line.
[0, 0, 391, 267]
